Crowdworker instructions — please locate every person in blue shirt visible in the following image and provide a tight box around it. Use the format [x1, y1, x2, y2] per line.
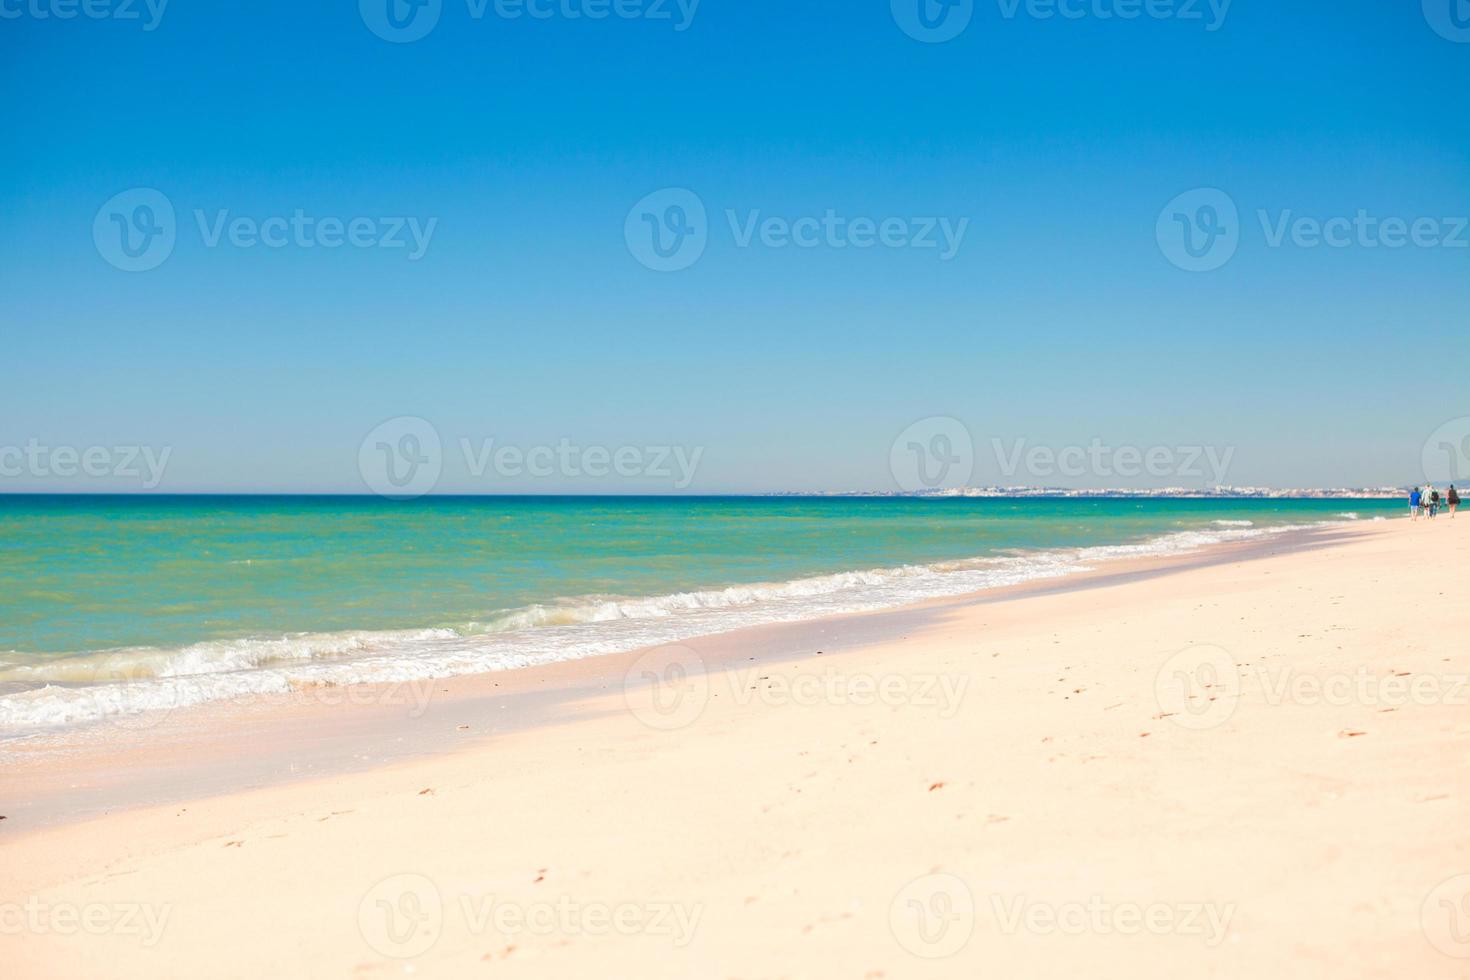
[1410, 486, 1422, 520]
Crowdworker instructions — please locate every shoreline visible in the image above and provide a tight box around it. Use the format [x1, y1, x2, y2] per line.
[0, 521, 1381, 831]
[4, 516, 1467, 977]
[0, 512, 1384, 735]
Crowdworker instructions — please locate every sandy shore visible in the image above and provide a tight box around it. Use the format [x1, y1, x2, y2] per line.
[3, 517, 1468, 977]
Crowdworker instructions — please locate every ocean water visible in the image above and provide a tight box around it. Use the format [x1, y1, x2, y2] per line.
[0, 495, 1398, 732]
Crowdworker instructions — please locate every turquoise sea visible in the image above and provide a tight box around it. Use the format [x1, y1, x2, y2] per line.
[0, 495, 1399, 731]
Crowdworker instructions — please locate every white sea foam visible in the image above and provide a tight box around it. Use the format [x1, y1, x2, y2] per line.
[0, 520, 1340, 734]
[1211, 520, 1254, 527]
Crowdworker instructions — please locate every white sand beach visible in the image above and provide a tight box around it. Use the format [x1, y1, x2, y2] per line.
[3, 517, 1467, 978]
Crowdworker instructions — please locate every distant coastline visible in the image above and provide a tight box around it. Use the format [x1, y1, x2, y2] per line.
[0, 487, 1411, 499]
[768, 487, 1408, 499]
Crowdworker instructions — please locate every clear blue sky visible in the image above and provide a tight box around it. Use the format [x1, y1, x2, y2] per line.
[3, 1, 1467, 493]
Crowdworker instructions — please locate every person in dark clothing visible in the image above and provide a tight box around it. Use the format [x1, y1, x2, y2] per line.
[1450, 484, 1460, 518]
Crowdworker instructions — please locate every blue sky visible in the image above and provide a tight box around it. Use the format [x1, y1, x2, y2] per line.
[3, 0, 1467, 493]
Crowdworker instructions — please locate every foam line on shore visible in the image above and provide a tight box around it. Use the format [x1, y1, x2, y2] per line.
[0, 519, 1354, 733]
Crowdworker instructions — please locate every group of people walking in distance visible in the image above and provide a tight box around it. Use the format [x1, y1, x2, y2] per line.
[1411, 484, 1459, 520]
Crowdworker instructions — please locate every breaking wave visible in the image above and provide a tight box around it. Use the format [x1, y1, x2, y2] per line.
[0, 520, 1339, 733]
